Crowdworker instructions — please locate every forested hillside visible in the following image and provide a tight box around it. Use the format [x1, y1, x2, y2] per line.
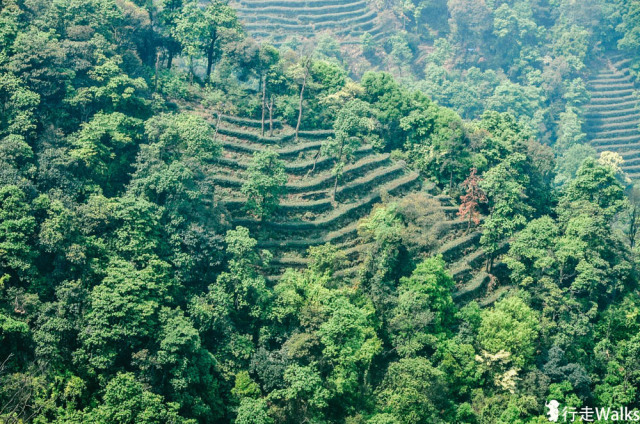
[1, 0, 640, 423]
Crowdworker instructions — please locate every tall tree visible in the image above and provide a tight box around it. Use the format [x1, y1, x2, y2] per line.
[256, 44, 280, 137]
[288, 56, 312, 140]
[157, 0, 185, 69]
[84, 372, 196, 424]
[458, 168, 487, 230]
[322, 99, 377, 200]
[480, 153, 532, 272]
[174, 0, 240, 81]
[241, 150, 287, 221]
[389, 255, 456, 357]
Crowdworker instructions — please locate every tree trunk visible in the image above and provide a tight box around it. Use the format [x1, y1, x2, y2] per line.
[630, 206, 638, 248]
[486, 255, 494, 273]
[261, 75, 266, 137]
[268, 96, 274, 137]
[213, 111, 222, 144]
[309, 148, 321, 176]
[295, 72, 307, 140]
[167, 50, 174, 69]
[332, 142, 345, 201]
[154, 51, 160, 91]
[206, 31, 217, 80]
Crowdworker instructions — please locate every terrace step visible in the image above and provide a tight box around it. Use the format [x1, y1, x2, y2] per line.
[589, 88, 636, 98]
[621, 163, 640, 174]
[585, 112, 640, 125]
[215, 154, 393, 198]
[612, 58, 632, 68]
[259, 221, 360, 249]
[219, 114, 282, 129]
[591, 134, 640, 146]
[219, 138, 322, 157]
[588, 82, 634, 90]
[479, 284, 513, 308]
[585, 100, 638, 111]
[243, 10, 376, 32]
[222, 162, 408, 215]
[585, 107, 639, 119]
[453, 271, 490, 302]
[437, 231, 482, 263]
[589, 75, 633, 84]
[586, 56, 640, 178]
[623, 157, 640, 167]
[586, 120, 639, 132]
[233, 171, 421, 234]
[588, 127, 640, 139]
[594, 142, 640, 152]
[287, 154, 392, 193]
[237, 1, 367, 15]
[588, 95, 637, 105]
[334, 263, 363, 279]
[215, 144, 374, 176]
[232, 0, 383, 45]
[244, 8, 369, 25]
[239, 0, 363, 9]
[615, 149, 640, 160]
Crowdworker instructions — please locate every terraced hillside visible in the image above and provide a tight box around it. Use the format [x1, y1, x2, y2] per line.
[204, 113, 508, 306]
[230, 0, 388, 46]
[585, 56, 640, 178]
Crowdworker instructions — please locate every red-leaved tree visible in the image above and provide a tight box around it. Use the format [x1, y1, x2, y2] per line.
[458, 168, 487, 230]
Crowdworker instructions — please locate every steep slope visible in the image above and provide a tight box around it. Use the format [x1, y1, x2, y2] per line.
[585, 56, 640, 178]
[202, 113, 507, 305]
[209, 114, 421, 279]
[231, 0, 388, 46]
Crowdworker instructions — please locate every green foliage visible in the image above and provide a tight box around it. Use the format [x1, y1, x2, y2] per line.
[323, 99, 378, 198]
[480, 153, 533, 269]
[232, 370, 261, 400]
[0, 185, 37, 283]
[308, 243, 347, 277]
[492, 3, 541, 62]
[486, 80, 545, 131]
[556, 106, 586, 151]
[78, 258, 173, 371]
[218, 226, 269, 321]
[241, 149, 287, 220]
[618, 1, 640, 70]
[0, 72, 40, 138]
[84, 372, 195, 424]
[144, 112, 220, 163]
[69, 112, 143, 192]
[236, 397, 273, 424]
[402, 103, 470, 187]
[559, 158, 627, 220]
[173, 0, 240, 79]
[375, 357, 449, 423]
[389, 255, 455, 356]
[478, 296, 539, 368]
[554, 144, 596, 186]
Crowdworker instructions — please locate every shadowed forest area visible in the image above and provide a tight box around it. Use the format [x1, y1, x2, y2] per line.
[1, 0, 640, 423]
